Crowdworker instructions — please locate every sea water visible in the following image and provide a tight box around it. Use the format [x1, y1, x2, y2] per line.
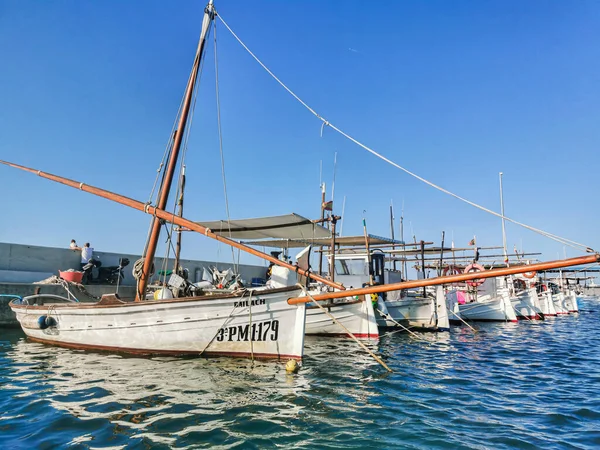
[1, 298, 599, 449]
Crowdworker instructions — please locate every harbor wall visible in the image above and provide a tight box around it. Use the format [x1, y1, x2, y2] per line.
[0, 283, 137, 327]
[0, 242, 266, 286]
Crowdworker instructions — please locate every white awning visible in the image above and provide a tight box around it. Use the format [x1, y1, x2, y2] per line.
[241, 234, 409, 249]
[197, 213, 331, 240]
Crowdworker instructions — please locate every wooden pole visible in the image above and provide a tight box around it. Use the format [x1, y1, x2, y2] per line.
[287, 253, 599, 304]
[0, 160, 345, 291]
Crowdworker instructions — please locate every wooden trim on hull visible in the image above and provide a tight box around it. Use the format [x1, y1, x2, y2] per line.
[26, 336, 302, 360]
[10, 286, 302, 311]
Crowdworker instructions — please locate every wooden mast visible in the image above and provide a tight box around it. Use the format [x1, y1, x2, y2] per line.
[0, 159, 345, 291]
[137, 0, 214, 301]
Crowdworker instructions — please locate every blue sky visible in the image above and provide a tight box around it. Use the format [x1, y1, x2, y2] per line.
[0, 1, 598, 273]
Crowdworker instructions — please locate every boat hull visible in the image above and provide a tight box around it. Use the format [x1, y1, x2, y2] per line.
[305, 297, 379, 338]
[377, 286, 450, 331]
[552, 293, 570, 315]
[458, 298, 518, 322]
[539, 291, 557, 316]
[511, 288, 543, 320]
[10, 287, 306, 360]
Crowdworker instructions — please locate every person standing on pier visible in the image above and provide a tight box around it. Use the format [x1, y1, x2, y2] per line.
[81, 243, 94, 268]
[69, 239, 81, 251]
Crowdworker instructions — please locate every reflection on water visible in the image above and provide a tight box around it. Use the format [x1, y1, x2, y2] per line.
[1, 298, 600, 448]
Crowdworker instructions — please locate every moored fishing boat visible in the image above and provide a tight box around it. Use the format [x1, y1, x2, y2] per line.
[447, 285, 518, 323]
[537, 285, 558, 317]
[305, 296, 378, 338]
[11, 288, 306, 359]
[511, 286, 543, 320]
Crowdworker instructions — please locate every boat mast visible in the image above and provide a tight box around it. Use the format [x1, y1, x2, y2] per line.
[137, 1, 215, 301]
[499, 172, 508, 266]
[173, 166, 186, 274]
[390, 201, 396, 271]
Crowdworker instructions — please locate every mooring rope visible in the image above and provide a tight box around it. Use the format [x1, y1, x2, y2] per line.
[299, 285, 392, 372]
[216, 12, 593, 253]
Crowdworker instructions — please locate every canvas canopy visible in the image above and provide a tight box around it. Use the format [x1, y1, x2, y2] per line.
[196, 213, 330, 241]
[241, 234, 408, 249]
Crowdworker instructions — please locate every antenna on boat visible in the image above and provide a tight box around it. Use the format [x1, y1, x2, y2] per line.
[390, 200, 396, 271]
[331, 151, 337, 209]
[136, 0, 215, 302]
[339, 195, 346, 236]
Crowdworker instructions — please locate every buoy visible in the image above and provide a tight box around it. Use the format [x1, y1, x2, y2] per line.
[285, 359, 299, 374]
[37, 315, 57, 329]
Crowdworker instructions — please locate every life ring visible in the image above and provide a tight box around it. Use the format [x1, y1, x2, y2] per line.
[464, 263, 485, 287]
[443, 265, 462, 277]
[522, 271, 536, 279]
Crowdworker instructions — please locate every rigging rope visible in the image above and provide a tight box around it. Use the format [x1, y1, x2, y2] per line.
[216, 13, 594, 254]
[214, 19, 238, 273]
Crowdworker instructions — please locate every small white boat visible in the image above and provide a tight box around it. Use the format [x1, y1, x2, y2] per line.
[377, 286, 450, 331]
[538, 288, 557, 317]
[511, 287, 543, 320]
[305, 295, 379, 338]
[564, 289, 579, 313]
[448, 288, 518, 322]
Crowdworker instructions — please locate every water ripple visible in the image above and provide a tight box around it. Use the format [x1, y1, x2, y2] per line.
[1, 298, 599, 448]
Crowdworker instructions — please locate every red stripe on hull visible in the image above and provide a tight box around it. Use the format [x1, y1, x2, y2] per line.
[451, 318, 518, 323]
[26, 336, 302, 360]
[517, 315, 542, 320]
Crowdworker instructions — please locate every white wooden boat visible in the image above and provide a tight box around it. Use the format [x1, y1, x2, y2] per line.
[448, 288, 518, 322]
[511, 287, 543, 320]
[564, 289, 579, 313]
[11, 287, 306, 359]
[377, 286, 450, 331]
[305, 295, 379, 338]
[538, 289, 557, 316]
[333, 252, 449, 331]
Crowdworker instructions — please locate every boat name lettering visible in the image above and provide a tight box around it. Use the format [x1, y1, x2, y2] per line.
[216, 320, 279, 342]
[234, 298, 266, 308]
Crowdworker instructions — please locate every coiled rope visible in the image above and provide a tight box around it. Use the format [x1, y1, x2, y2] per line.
[216, 12, 594, 253]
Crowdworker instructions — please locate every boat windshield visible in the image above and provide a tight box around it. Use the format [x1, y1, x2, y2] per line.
[335, 259, 368, 276]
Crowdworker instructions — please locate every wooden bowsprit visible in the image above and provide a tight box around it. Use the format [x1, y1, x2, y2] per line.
[287, 254, 600, 304]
